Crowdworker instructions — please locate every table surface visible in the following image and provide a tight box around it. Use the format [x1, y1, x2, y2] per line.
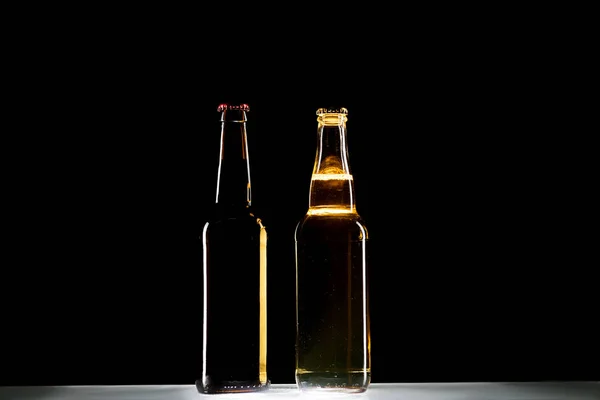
[0, 382, 598, 400]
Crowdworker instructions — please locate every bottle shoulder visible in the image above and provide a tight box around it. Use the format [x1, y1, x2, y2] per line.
[205, 206, 266, 229]
[295, 212, 368, 241]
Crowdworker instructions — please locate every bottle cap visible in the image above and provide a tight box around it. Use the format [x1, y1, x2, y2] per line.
[217, 104, 250, 112]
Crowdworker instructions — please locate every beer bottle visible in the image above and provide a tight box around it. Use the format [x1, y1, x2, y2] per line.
[294, 107, 371, 393]
[196, 104, 269, 394]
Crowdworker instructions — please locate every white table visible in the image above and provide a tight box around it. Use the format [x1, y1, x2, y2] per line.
[0, 382, 598, 399]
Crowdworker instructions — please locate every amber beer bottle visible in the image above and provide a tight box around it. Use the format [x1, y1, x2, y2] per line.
[294, 107, 371, 393]
[196, 104, 269, 394]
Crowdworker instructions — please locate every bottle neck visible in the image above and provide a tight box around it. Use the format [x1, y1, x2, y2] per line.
[308, 119, 356, 215]
[214, 109, 252, 208]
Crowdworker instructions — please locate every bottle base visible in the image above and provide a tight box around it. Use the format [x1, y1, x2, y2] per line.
[195, 379, 271, 394]
[296, 371, 370, 393]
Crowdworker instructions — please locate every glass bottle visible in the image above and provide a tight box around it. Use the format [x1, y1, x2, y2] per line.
[196, 104, 269, 394]
[294, 107, 371, 393]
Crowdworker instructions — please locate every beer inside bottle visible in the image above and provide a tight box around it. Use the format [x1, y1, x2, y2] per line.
[196, 104, 269, 394]
[294, 107, 371, 393]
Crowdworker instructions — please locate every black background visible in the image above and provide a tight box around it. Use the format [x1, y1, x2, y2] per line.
[2, 11, 597, 387]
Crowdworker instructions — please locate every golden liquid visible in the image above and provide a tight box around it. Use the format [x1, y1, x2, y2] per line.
[309, 174, 355, 212]
[295, 212, 371, 392]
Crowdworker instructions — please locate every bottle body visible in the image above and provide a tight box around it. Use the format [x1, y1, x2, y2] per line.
[294, 107, 371, 393]
[196, 104, 269, 394]
[295, 213, 370, 392]
[199, 208, 268, 394]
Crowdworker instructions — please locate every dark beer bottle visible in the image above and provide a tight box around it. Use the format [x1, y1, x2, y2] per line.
[196, 104, 269, 394]
[294, 107, 371, 393]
